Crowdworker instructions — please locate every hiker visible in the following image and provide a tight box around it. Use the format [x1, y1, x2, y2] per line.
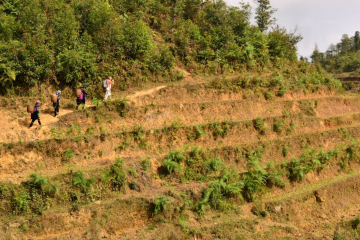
[76, 87, 88, 110]
[29, 100, 41, 128]
[54, 90, 61, 117]
[103, 76, 114, 101]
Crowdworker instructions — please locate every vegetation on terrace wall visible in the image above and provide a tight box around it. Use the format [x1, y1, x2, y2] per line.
[0, 0, 303, 93]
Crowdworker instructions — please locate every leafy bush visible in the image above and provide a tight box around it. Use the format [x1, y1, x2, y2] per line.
[103, 158, 127, 191]
[287, 158, 307, 182]
[196, 179, 242, 215]
[63, 150, 74, 160]
[253, 117, 267, 135]
[204, 158, 224, 173]
[72, 171, 96, 193]
[162, 159, 183, 175]
[152, 195, 168, 216]
[166, 149, 185, 163]
[141, 159, 152, 171]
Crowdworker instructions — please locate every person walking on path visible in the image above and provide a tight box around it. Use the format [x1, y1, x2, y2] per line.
[54, 90, 61, 117]
[82, 87, 88, 105]
[76, 87, 88, 110]
[104, 77, 114, 101]
[29, 100, 41, 128]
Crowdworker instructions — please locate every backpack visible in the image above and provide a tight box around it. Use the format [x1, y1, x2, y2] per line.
[102, 80, 108, 89]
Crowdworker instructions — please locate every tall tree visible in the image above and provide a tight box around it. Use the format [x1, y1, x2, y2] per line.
[354, 31, 360, 51]
[254, 0, 277, 32]
[310, 44, 324, 64]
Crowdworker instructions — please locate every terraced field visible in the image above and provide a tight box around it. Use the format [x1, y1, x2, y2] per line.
[1, 76, 360, 239]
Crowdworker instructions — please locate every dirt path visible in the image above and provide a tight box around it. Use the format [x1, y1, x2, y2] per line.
[128, 86, 166, 104]
[0, 86, 169, 143]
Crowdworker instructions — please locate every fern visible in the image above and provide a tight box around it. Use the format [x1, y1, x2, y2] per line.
[152, 195, 168, 216]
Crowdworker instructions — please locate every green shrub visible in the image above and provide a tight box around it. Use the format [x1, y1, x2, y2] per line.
[72, 171, 96, 193]
[253, 117, 267, 135]
[128, 168, 138, 178]
[287, 158, 307, 182]
[196, 179, 242, 215]
[63, 150, 74, 160]
[129, 181, 138, 190]
[264, 91, 274, 100]
[162, 159, 183, 175]
[282, 146, 290, 157]
[241, 159, 267, 201]
[27, 173, 48, 192]
[152, 195, 168, 216]
[141, 159, 152, 171]
[204, 158, 224, 173]
[13, 193, 30, 214]
[166, 150, 185, 163]
[273, 120, 285, 135]
[103, 158, 127, 191]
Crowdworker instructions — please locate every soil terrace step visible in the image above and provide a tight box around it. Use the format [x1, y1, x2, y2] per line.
[130, 84, 335, 106]
[1, 120, 360, 183]
[118, 95, 360, 129]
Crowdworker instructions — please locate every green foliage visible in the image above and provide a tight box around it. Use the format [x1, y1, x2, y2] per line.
[103, 158, 127, 191]
[254, 0, 277, 32]
[312, 31, 360, 73]
[264, 91, 274, 100]
[12, 193, 30, 214]
[129, 181, 137, 190]
[166, 149, 185, 163]
[27, 173, 48, 192]
[273, 120, 285, 135]
[196, 178, 242, 215]
[63, 150, 74, 160]
[0, 0, 312, 92]
[128, 168, 138, 178]
[241, 158, 267, 201]
[204, 158, 224, 173]
[253, 117, 267, 135]
[282, 146, 289, 157]
[141, 159, 152, 171]
[162, 159, 183, 175]
[211, 121, 233, 139]
[152, 195, 168, 216]
[72, 171, 96, 193]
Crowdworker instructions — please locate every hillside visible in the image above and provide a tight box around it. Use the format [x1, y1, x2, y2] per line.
[3, 0, 360, 240]
[2, 66, 360, 239]
[0, 0, 303, 95]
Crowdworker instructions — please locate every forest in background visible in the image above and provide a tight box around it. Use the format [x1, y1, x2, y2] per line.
[310, 31, 360, 74]
[0, 0, 303, 93]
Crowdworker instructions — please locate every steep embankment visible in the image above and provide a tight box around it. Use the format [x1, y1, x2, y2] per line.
[1, 73, 359, 240]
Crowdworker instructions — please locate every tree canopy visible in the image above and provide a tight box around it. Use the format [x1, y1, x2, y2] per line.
[0, 0, 302, 91]
[311, 31, 360, 73]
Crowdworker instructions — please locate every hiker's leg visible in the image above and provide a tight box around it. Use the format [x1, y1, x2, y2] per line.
[38, 119, 41, 125]
[104, 91, 109, 101]
[29, 119, 35, 128]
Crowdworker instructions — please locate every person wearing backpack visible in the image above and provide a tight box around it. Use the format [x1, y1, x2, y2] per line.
[76, 87, 88, 110]
[103, 77, 114, 101]
[29, 100, 41, 128]
[54, 90, 61, 117]
[82, 87, 88, 105]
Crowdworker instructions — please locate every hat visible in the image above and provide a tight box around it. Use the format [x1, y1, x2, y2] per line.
[36, 100, 40, 104]
[56, 90, 61, 95]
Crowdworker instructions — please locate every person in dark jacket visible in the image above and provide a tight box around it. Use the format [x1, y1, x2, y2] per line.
[82, 87, 88, 105]
[54, 90, 61, 117]
[29, 100, 41, 128]
[76, 87, 88, 110]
